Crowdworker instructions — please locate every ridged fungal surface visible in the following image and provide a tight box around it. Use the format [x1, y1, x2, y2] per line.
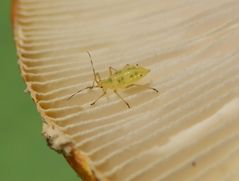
[13, 0, 239, 180]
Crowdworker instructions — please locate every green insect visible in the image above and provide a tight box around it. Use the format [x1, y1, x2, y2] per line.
[68, 51, 159, 108]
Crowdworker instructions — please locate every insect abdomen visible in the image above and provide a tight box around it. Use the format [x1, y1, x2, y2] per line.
[101, 66, 150, 90]
[112, 68, 146, 88]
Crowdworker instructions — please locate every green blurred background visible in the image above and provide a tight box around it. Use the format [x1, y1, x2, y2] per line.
[0, 1, 80, 180]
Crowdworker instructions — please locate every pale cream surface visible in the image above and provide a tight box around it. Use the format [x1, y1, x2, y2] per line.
[15, 0, 239, 180]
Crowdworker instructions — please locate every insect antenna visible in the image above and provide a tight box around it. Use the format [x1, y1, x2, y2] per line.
[87, 51, 98, 83]
[67, 51, 98, 100]
[67, 85, 94, 100]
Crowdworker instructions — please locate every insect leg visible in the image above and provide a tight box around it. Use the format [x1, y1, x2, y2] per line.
[130, 84, 159, 93]
[109, 66, 118, 75]
[67, 85, 96, 100]
[114, 90, 131, 108]
[90, 90, 106, 106]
